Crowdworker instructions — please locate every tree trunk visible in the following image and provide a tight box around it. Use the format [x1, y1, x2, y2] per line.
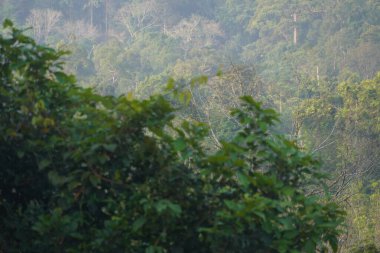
[105, 0, 108, 37]
[90, 5, 93, 26]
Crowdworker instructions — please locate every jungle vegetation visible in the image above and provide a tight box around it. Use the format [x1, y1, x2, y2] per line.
[0, 0, 379, 252]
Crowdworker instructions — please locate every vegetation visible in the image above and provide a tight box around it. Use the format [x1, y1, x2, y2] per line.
[0, 21, 345, 253]
[0, 0, 379, 251]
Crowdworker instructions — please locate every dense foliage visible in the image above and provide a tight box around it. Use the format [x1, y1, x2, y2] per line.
[0, 21, 345, 253]
[1, 0, 379, 251]
[0, 0, 379, 94]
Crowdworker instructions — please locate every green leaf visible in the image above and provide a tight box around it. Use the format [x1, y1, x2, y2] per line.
[224, 200, 239, 210]
[303, 240, 315, 252]
[104, 144, 117, 152]
[165, 78, 175, 91]
[38, 159, 51, 170]
[329, 237, 338, 252]
[89, 175, 101, 187]
[145, 246, 155, 253]
[168, 202, 182, 217]
[236, 171, 250, 188]
[48, 171, 65, 186]
[252, 210, 266, 221]
[173, 139, 187, 152]
[155, 200, 167, 213]
[279, 218, 293, 230]
[54, 72, 73, 84]
[282, 187, 295, 196]
[3, 19, 13, 28]
[17, 150, 25, 158]
[132, 217, 146, 232]
[154, 200, 182, 217]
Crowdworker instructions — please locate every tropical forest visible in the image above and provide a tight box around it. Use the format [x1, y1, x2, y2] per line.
[0, 0, 379, 252]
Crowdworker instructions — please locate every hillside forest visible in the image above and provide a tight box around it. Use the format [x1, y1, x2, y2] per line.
[0, 0, 379, 252]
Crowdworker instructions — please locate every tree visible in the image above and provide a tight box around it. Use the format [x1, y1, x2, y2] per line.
[26, 8, 62, 42]
[115, 0, 162, 40]
[1, 20, 344, 253]
[84, 0, 101, 26]
[61, 19, 99, 42]
[182, 65, 272, 149]
[293, 73, 380, 251]
[165, 15, 224, 59]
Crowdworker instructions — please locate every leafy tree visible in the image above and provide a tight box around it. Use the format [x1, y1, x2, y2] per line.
[342, 180, 380, 252]
[26, 8, 63, 42]
[84, 0, 102, 26]
[293, 73, 380, 251]
[115, 0, 162, 40]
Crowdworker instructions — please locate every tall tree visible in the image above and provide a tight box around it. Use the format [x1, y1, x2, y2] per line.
[26, 8, 62, 42]
[84, 0, 101, 26]
[115, 0, 162, 40]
